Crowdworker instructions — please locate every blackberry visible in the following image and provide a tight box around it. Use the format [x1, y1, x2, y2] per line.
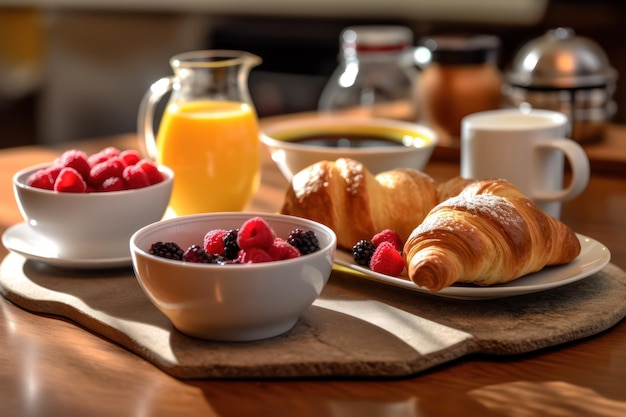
[287, 228, 320, 255]
[182, 245, 214, 263]
[149, 241, 184, 261]
[222, 229, 240, 260]
[353, 240, 376, 266]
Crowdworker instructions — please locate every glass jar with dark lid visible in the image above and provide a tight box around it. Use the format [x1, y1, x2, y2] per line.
[414, 34, 503, 141]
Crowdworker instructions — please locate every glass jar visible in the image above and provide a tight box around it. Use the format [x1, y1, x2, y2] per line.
[415, 35, 503, 141]
[318, 25, 416, 120]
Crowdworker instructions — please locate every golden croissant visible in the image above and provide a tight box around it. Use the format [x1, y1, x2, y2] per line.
[404, 179, 581, 291]
[280, 158, 439, 250]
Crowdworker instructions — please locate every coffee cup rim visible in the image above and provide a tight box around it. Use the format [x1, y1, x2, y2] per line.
[463, 108, 568, 130]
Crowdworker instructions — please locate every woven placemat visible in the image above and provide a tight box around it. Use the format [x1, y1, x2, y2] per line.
[1, 252, 625, 379]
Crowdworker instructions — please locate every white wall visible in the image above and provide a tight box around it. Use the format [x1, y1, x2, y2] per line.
[2, 1, 550, 143]
[37, 11, 212, 143]
[3, 0, 548, 24]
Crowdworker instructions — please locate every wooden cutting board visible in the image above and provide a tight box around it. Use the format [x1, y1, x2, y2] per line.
[1, 252, 625, 380]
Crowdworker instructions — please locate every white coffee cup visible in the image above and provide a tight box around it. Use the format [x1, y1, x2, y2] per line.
[460, 108, 590, 219]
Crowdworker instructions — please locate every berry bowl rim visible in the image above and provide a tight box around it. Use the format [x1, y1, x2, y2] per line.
[129, 212, 338, 269]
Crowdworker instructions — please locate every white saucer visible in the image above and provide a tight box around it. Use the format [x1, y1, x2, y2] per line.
[335, 234, 611, 300]
[2, 223, 132, 269]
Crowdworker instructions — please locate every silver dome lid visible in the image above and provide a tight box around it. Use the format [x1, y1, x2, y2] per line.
[506, 27, 617, 88]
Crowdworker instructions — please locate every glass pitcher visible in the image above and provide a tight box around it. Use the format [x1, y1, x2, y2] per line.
[138, 50, 262, 216]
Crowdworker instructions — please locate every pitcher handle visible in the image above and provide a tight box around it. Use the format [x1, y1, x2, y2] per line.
[137, 76, 174, 160]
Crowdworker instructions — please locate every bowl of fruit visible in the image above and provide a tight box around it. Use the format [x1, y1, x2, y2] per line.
[11, 146, 173, 262]
[129, 212, 337, 341]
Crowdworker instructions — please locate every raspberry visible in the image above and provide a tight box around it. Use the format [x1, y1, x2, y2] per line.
[54, 167, 87, 193]
[149, 241, 184, 260]
[88, 146, 120, 167]
[369, 241, 405, 276]
[56, 149, 91, 179]
[100, 176, 125, 192]
[352, 239, 376, 266]
[136, 159, 164, 185]
[119, 149, 141, 166]
[237, 247, 274, 263]
[237, 217, 275, 250]
[287, 228, 320, 255]
[123, 164, 150, 189]
[268, 237, 301, 260]
[23, 147, 159, 193]
[223, 229, 240, 260]
[26, 168, 56, 190]
[203, 229, 228, 255]
[45, 165, 63, 182]
[90, 156, 125, 187]
[372, 229, 403, 252]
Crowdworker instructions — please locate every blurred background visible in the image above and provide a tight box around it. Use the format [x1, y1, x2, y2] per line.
[0, 0, 624, 148]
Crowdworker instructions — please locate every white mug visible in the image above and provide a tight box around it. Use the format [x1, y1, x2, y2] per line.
[460, 108, 590, 219]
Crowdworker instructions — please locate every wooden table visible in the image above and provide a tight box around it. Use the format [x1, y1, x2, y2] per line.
[1, 131, 626, 417]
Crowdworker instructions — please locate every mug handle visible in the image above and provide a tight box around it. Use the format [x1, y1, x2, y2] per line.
[533, 138, 590, 202]
[137, 76, 174, 160]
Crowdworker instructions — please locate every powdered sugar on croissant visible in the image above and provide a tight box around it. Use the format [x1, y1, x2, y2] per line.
[404, 179, 581, 291]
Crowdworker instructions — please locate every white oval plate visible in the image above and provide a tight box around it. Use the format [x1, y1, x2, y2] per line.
[334, 234, 611, 300]
[2, 223, 131, 269]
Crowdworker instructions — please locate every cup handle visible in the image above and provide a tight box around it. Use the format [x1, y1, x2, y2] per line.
[137, 76, 174, 160]
[534, 139, 590, 202]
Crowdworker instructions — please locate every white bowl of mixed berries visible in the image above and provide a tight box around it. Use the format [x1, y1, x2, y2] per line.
[12, 146, 173, 260]
[129, 212, 337, 342]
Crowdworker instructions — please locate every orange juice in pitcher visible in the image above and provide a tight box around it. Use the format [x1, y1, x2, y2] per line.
[138, 50, 263, 216]
[156, 100, 260, 215]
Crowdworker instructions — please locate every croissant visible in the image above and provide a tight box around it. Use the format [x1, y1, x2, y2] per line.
[436, 176, 476, 202]
[404, 179, 581, 291]
[280, 158, 439, 250]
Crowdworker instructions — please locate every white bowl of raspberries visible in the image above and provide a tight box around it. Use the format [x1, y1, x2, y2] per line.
[130, 212, 337, 342]
[12, 146, 173, 260]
